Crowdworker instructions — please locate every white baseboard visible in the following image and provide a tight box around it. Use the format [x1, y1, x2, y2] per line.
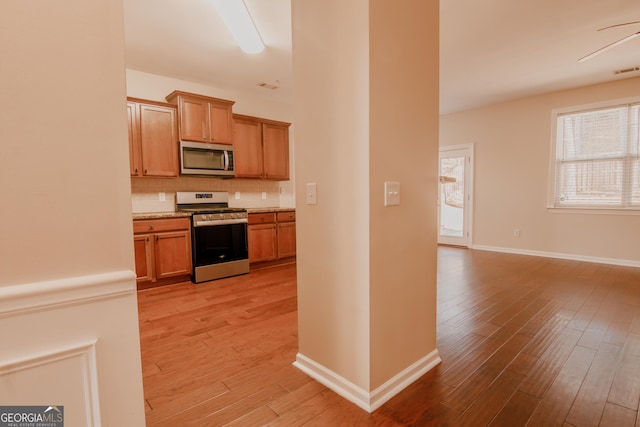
[0, 270, 137, 318]
[471, 245, 640, 268]
[293, 349, 441, 413]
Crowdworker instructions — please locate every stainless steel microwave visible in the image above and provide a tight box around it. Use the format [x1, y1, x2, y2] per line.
[180, 141, 235, 177]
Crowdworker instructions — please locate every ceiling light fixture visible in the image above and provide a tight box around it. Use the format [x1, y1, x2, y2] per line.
[212, 0, 265, 54]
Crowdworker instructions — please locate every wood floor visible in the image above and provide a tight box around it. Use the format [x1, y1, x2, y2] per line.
[138, 247, 640, 426]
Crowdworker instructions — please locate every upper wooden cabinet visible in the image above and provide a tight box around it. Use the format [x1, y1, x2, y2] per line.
[127, 98, 178, 178]
[233, 114, 291, 180]
[166, 90, 235, 145]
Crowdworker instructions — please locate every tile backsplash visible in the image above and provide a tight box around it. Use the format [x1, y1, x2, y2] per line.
[131, 177, 281, 213]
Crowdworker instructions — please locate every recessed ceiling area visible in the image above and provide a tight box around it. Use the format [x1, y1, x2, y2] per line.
[123, 0, 640, 114]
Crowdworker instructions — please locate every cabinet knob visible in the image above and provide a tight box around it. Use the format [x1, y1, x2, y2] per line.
[144, 169, 148, 174]
[148, 226, 154, 231]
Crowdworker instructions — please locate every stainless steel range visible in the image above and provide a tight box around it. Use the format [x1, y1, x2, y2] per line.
[176, 192, 248, 283]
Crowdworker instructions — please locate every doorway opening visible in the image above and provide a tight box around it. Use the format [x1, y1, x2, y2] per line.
[438, 144, 474, 247]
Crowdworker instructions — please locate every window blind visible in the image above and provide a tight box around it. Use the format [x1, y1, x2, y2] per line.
[554, 103, 640, 209]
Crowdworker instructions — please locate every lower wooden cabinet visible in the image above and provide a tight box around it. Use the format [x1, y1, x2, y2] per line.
[248, 211, 296, 265]
[276, 211, 296, 259]
[248, 220, 277, 263]
[133, 217, 191, 286]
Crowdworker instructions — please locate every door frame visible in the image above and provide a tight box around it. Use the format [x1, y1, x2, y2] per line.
[438, 143, 474, 248]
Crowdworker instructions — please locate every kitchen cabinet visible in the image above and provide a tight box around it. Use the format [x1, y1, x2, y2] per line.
[166, 90, 234, 144]
[127, 98, 178, 178]
[248, 213, 277, 263]
[276, 211, 296, 258]
[233, 114, 291, 180]
[133, 217, 191, 287]
[248, 211, 296, 265]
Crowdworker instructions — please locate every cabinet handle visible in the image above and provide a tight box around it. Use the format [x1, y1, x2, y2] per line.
[146, 236, 150, 242]
[135, 168, 138, 173]
[148, 226, 154, 231]
[144, 169, 148, 174]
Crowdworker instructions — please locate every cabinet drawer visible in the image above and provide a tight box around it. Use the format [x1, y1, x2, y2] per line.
[133, 218, 190, 234]
[248, 213, 276, 225]
[276, 211, 295, 222]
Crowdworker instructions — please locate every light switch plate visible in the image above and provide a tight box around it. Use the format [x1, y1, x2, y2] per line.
[384, 181, 400, 206]
[306, 183, 317, 205]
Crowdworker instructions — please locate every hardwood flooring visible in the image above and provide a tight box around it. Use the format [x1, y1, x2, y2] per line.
[138, 247, 640, 426]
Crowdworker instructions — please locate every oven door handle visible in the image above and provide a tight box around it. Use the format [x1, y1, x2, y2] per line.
[193, 218, 248, 227]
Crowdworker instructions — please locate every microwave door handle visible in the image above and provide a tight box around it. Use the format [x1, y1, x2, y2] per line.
[223, 151, 229, 171]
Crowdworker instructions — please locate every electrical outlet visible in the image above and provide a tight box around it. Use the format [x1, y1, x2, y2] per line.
[513, 228, 521, 238]
[235, 191, 241, 200]
[158, 192, 166, 202]
[261, 192, 267, 200]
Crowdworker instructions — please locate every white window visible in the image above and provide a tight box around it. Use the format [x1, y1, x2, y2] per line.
[551, 99, 640, 210]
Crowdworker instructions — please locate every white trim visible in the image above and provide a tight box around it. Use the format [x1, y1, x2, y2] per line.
[0, 270, 137, 318]
[0, 339, 102, 426]
[547, 207, 640, 215]
[293, 353, 370, 411]
[293, 349, 441, 413]
[369, 349, 441, 412]
[472, 245, 640, 268]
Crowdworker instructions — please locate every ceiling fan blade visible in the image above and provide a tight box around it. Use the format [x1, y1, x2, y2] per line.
[598, 21, 640, 31]
[578, 31, 640, 62]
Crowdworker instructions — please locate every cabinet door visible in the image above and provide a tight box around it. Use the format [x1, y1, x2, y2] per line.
[134, 234, 153, 283]
[139, 104, 178, 177]
[233, 117, 263, 178]
[127, 102, 142, 177]
[208, 101, 233, 144]
[179, 96, 208, 142]
[248, 223, 277, 263]
[154, 230, 191, 280]
[277, 221, 296, 259]
[262, 123, 290, 180]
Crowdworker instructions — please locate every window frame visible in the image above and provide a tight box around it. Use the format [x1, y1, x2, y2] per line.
[548, 96, 640, 214]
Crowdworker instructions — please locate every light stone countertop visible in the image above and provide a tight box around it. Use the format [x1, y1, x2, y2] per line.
[133, 208, 295, 220]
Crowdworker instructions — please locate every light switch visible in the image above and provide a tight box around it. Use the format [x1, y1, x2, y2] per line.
[306, 183, 317, 205]
[384, 181, 400, 206]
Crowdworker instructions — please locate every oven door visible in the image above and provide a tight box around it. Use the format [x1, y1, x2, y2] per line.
[191, 220, 249, 283]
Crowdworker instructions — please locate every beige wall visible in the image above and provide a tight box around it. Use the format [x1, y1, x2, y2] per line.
[293, 0, 373, 392]
[0, 0, 145, 424]
[292, 0, 439, 410]
[369, 0, 439, 389]
[126, 69, 296, 209]
[441, 77, 640, 265]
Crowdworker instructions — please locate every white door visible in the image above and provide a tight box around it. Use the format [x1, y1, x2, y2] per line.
[438, 145, 473, 247]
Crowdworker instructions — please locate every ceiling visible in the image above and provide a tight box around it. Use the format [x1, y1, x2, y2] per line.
[124, 0, 640, 115]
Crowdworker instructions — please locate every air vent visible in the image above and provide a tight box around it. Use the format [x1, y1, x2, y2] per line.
[614, 66, 640, 75]
[257, 80, 280, 90]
